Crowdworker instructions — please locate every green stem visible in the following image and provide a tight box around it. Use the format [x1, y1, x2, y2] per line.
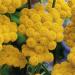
[41, 64, 50, 75]
[28, 0, 31, 9]
[39, 0, 42, 3]
[52, 0, 56, 8]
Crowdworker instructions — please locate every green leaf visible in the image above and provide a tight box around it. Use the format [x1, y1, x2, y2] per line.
[41, 64, 50, 75]
[0, 65, 10, 75]
[27, 65, 35, 75]
[53, 43, 65, 64]
[17, 33, 27, 45]
[35, 63, 42, 73]
[10, 14, 20, 25]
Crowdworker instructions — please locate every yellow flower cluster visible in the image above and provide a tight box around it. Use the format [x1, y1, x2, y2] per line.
[18, 7, 64, 52]
[51, 61, 75, 75]
[64, 7, 75, 48]
[46, 0, 71, 18]
[18, 5, 64, 66]
[52, 46, 75, 75]
[67, 47, 75, 67]
[64, 23, 75, 48]
[0, 0, 27, 13]
[0, 15, 18, 50]
[68, 0, 75, 19]
[34, 3, 64, 25]
[68, 0, 75, 8]
[22, 45, 53, 66]
[0, 45, 26, 68]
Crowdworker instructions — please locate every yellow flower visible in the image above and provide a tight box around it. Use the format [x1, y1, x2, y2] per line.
[43, 52, 54, 63]
[55, 4, 61, 11]
[41, 13, 52, 23]
[71, 5, 75, 15]
[56, 18, 63, 26]
[39, 37, 49, 46]
[25, 19, 34, 28]
[37, 54, 45, 63]
[21, 0, 27, 4]
[20, 15, 28, 24]
[0, 0, 2, 5]
[12, 0, 22, 8]
[8, 22, 17, 32]
[17, 54, 27, 69]
[18, 6, 66, 67]
[0, 5, 8, 13]
[2, 0, 12, 6]
[39, 27, 49, 36]
[3, 33, 11, 43]
[53, 24, 64, 33]
[22, 45, 36, 57]
[0, 34, 4, 44]
[0, 0, 27, 13]
[25, 27, 35, 37]
[68, 0, 75, 7]
[48, 41, 57, 50]
[20, 8, 29, 16]
[28, 9, 37, 17]
[51, 61, 74, 75]
[0, 45, 26, 68]
[20, 17, 34, 28]
[30, 13, 41, 23]
[18, 24, 26, 34]
[33, 22, 42, 31]
[10, 32, 17, 42]
[7, 5, 16, 13]
[0, 44, 3, 51]
[49, 8, 60, 19]
[71, 15, 75, 23]
[29, 55, 39, 66]
[60, 11, 67, 18]
[64, 22, 75, 48]
[69, 33, 75, 41]
[43, 21, 53, 29]
[65, 39, 75, 48]
[2, 25, 9, 33]
[56, 33, 64, 42]
[33, 32, 41, 42]
[26, 38, 37, 48]
[34, 45, 47, 54]
[34, 3, 45, 11]
[0, 15, 10, 24]
[0, 15, 18, 44]
[47, 0, 71, 19]
[67, 53, 75, 66]
[0, 26, 3, 33]
[70, 47, 75, 53]
[67, 47, 75, 67]
[47, 30, 56, 41]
